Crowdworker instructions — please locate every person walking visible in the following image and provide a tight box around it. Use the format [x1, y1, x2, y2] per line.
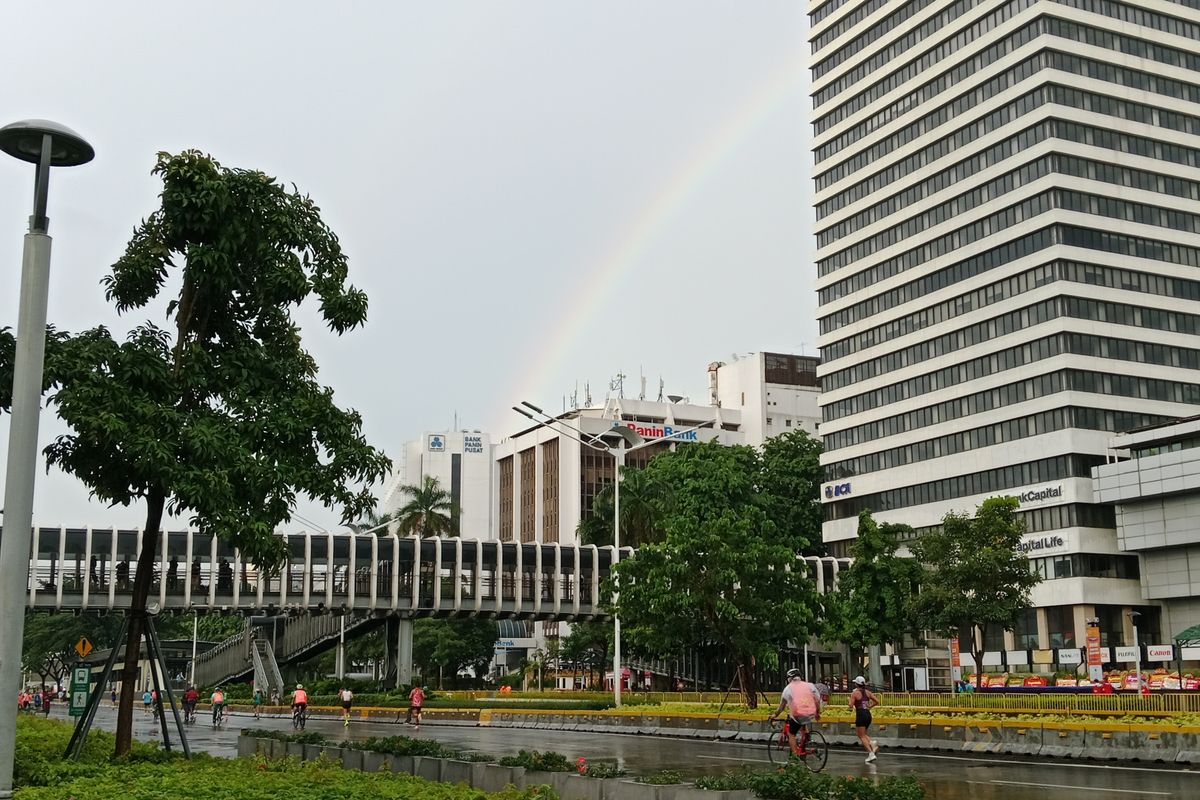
[408, 684, 425, 727]
[41, 689, 51, 716]
[850, 676, 881, 763]
[253, 688, 263, 720]
[340, 687, 354, 726]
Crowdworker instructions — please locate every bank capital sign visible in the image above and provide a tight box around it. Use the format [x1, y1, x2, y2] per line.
[1017, 483, 1063, 505]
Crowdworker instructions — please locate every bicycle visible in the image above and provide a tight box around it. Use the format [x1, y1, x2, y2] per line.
[183, 704, 196, 725]
[211, 705, 226, 729]
[767, 719, 828, 772]
[292, 704, 307, 731]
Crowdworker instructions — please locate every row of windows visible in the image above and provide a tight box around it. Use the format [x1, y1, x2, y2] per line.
[819, 155, 1053, 272]
[820, 228, 1053, 334]
[826, 288, 1200, 394]
[822, 154, 1200, 283]
[817, 55, 1048, 189]
[821, 261, 1057, 363]
[818, 46, 1200, 190]
[825, 344, 1068, 435]
[824, 406, 1170, 481]
[811, 0, 854, 27]
[821, 110, 1200, 233]
[812, 0, 941, 81]
[899, 503, 1117, 541]
[824, 297, 1059, 392]
[814, 0, 1200, 112]
[820, 191, 1057, 301]
[824, 455, 1104, 520]
[817, 13, 1200, 164]
[813, 0, 1035, 105]
[817, 49, 1047, 168]
[1031, 553, 1140, 581]
[820, 128, 1200, 252]
[818, 78, 1200, 219]
[821, 220, 1200, 334]
[1131, 436, 1200, 459]
[815, 16, 1043, 137]
[825, 366, 1200, 454]
[811, 0, 891, 53]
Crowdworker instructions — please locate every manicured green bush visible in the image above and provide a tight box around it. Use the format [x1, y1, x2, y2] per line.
[496, 750, 574, 772]
[636, 769, 682, 785]
[576, 760, 626, 779]
[739, 763, 926, 800]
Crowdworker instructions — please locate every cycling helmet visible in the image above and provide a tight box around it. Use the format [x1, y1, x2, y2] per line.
[786, 668, 802, 680]
[296, 684, 304, 689]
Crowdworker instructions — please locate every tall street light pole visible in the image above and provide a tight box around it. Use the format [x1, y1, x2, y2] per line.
[0, 120, 93, 800]
[1129, 610, 1142, 694]
[512, 402, 716, 706]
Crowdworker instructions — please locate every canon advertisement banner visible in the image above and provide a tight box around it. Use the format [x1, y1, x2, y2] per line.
[1147, 644, 1175, 661]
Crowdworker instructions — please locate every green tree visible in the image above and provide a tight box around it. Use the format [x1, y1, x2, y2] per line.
[393, 476, 459, 537]
[22, 613, 124, 690]
[909, 496, 1041, 675]
[612, 441, 820, 707]
[0, 151, 390, 754]
[412, 618, 497, 685]
[821, 511, 921, 671]
[560, 620, 611, 689]
[759, 429, 825, 555]
[576, 466, 665, 547]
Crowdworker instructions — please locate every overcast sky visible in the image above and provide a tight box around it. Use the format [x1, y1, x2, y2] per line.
[0, 2, 815, 532]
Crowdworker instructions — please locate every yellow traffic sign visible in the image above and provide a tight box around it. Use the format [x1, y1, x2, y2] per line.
[74, 637, 93, 659]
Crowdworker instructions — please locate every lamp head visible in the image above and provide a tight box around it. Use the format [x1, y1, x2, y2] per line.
[0, 119, 94, 166]
[609, 424, 643, 448]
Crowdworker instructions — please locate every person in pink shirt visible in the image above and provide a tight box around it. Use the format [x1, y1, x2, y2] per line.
[768, 669, 823, 756]
[408, 685, 425, 727]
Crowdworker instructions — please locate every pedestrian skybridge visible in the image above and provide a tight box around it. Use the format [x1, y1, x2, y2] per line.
[17, 526, 634, 619]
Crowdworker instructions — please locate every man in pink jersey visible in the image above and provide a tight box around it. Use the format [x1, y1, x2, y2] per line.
[767, 668, 823, 756]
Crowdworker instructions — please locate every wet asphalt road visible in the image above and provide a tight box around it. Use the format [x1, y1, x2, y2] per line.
[47, 705, 1200, 799]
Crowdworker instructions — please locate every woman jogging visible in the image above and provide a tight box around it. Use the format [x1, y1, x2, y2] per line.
[849, 676, 880, 762]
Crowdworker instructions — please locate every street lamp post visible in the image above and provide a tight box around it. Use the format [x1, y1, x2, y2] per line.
[1129, 610, 1142, 694]
[0, 120, 93, 800]
[512, 402, 716, 706]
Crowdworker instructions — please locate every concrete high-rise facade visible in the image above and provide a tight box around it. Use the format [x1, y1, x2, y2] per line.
[812, 0, 1200, 667]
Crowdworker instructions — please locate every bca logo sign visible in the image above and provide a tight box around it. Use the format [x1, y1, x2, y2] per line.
[824, 483, 851, 499]
[428, 435, 445, 452]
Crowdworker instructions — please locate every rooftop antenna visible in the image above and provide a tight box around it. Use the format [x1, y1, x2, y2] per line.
[657, 377, 664, 403]
[610, 372, 626, 399]
[453, 410, 458, 430]
[585, 382, 592, 407]
[639, 367, 646, 401]
[570, 382, 579, 410]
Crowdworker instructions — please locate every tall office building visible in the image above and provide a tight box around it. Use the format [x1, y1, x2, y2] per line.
[812, 0, 1200, 669]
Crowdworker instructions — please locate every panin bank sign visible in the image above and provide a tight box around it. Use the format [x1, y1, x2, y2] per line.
[619, 422, 700, 441]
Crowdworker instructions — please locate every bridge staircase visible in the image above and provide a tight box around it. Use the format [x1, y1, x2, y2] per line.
[193, 613, 386, 688]
[250, 638, 285, 698]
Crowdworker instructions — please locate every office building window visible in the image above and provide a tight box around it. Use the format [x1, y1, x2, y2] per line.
[542, 439, 559, 544]
[498, 457, 514, 542]
[519, 448, 536, 543]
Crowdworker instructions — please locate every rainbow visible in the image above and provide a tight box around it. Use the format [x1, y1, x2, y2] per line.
[499, 54, 808, 417]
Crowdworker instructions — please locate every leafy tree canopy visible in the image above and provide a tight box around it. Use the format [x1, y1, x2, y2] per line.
[759, 429, 825, 555]
[1, 150, 390, 754]
[821, 510, 921, 655]
[611, 441, 820, 706]
[412, 618, 497, 682]
[576, 466, 666, 548]
[909, 495, 1041, 673]
[22, 613, 124, 688]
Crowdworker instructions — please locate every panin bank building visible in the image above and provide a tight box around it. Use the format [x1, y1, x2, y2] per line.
[811, 0, 1200, 683]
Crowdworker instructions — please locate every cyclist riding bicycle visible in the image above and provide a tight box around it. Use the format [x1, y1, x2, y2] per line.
[292, 683, 309, 725]
[768, 668, 823, 757]
[182, 686, 199, 722]
[210, 688, 226, 725]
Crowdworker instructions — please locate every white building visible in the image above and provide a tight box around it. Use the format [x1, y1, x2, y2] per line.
[382, 430, 493, 539]
[810, 0, 1200, 678]
[709, 352, 821, 445]
[493, 398, 742, 545]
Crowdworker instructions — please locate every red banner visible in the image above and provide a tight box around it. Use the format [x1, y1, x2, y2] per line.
[1086, 623, 1103, 682]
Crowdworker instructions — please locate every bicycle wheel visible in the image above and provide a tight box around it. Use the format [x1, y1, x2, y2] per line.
[802, 730, 828, 773]
[292, 710, 301, 730]
[766, 725, 792, 766]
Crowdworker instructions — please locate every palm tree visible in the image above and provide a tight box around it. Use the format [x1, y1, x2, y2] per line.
[576, 466, 665, 547]
[394, 475, 459, 537]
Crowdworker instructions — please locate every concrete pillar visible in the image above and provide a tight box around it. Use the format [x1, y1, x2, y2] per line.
[397, 617, 414, 687]
[867, 644, 884, 688]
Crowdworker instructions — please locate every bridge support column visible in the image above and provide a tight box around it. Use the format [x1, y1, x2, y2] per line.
[396, 617, 413, 688]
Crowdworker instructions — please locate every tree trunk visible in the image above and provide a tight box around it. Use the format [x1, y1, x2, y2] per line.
[114, 489, 164, 756]
[971, 623, 986, 687]
[737, 659, 759, 709]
